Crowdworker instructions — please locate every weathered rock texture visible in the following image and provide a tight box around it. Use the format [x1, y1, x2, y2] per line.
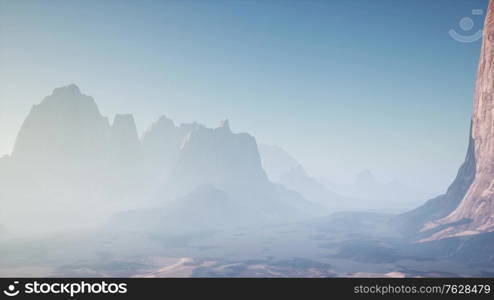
[410, 0, 494, 240]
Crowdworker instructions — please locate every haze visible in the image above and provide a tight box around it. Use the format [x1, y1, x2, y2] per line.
[0, 0, 487, 196]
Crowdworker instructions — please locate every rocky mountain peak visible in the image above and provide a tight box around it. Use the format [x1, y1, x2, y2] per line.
[112, 114, 139, 136]
[12, 85, 109, 164]
[52, 84, 81, 96]
[167, 123, 268, 194]
[218, 119, 230, 131]
[156, 115, 176, 129]
[110, 113, 141, 160]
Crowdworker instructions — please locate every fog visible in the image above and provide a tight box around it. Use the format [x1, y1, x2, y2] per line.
[0, 85, 492, 277]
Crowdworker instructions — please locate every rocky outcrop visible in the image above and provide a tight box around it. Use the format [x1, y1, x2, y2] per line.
[106, 113, 146, 198]
[159, 121, 319, 222]
[167, 120, 268, 193]
[110, 114, 141, 162]
[141, 116, 203, 180]
[399, 0, 494, 240]
[424, 1, 494, 239]
[12, 84, 111, 172]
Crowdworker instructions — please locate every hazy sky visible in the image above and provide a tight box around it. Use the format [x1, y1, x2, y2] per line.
[0, 0, 489, 196]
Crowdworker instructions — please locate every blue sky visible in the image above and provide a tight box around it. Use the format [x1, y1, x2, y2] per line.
[0, 0, 489, 196]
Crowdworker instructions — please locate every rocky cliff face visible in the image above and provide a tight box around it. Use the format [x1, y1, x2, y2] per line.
[426, 1, 494, 239]
[400, 0, 494, 240]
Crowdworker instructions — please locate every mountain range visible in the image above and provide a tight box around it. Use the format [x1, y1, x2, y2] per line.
[0, 85, 327, 234]
[3, 5, 494, 241]
[259, 144, 424, 212]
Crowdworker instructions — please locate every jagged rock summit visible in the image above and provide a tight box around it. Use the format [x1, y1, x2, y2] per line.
[141, 115, 204, 179]
[166, 119, 269, 195]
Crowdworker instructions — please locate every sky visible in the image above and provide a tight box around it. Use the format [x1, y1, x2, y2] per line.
[0, 0, 489, 197]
